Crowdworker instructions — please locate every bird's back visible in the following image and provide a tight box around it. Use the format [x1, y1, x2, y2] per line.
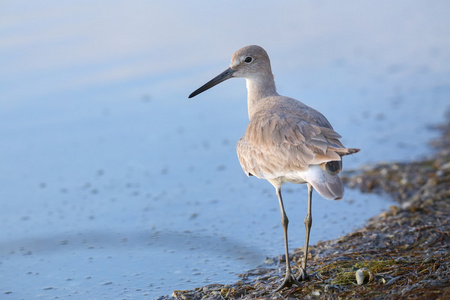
[237, 95, 358, 199]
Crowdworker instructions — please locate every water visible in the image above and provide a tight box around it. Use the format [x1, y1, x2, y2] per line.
[1, 1, 450, 299]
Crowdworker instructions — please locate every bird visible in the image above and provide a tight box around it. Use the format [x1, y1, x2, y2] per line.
[188, 45, 359, 291]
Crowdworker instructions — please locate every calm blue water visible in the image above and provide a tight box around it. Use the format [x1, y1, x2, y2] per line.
[1, 1, 449, 299]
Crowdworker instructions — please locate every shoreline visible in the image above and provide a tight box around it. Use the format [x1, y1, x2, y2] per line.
[162, 115, 449, 300]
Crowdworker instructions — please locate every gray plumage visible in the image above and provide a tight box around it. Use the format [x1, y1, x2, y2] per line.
[189, 45, 359, 291]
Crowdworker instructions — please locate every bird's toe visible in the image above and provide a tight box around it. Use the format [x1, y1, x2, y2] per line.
[297, 268, 309, 281]
[273, 273, 301, 292]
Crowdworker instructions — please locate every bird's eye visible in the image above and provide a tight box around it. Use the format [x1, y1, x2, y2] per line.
[244, 56, 253, 63]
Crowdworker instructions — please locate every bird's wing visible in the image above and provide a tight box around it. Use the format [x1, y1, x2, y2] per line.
[237, 111, 358, 179]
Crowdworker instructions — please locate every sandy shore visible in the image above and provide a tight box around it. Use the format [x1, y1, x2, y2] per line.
[161, 113, 450, 300]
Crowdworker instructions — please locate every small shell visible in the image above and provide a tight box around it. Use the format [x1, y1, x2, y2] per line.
[355, 268, 372, 285]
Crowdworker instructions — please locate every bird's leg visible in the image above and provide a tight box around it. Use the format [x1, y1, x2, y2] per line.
[298, 183, 313, 281]
[274, 187, 301, 292]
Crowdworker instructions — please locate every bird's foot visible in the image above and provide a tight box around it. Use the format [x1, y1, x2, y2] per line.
[297, 267, 309, 281]
[274, 273, 301, 293]
[297, 268, 319, 281]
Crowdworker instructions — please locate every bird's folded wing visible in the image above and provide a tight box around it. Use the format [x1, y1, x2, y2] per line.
[237, 111, 357, 178]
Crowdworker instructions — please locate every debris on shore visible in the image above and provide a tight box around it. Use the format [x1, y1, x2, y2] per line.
[162, 115, 450, 300]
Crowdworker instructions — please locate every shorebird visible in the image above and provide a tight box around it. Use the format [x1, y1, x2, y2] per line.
[188, 45, 359, 291]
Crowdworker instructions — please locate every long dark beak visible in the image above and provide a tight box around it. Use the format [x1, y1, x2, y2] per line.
[188, 67, 235, 98]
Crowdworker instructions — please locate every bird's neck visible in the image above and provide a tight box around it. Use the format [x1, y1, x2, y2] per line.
[246, 74, 278, 119]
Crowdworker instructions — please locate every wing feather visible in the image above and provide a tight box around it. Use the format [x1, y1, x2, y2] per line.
[237, 110, 359, 179]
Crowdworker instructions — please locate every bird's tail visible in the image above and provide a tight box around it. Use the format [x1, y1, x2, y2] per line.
[313, 147, 359, 199]
[313, 171, 344, 200]
[304, 165, 344, 200]
[329, 147, 360, 156]
[345, 148, 360, 155]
